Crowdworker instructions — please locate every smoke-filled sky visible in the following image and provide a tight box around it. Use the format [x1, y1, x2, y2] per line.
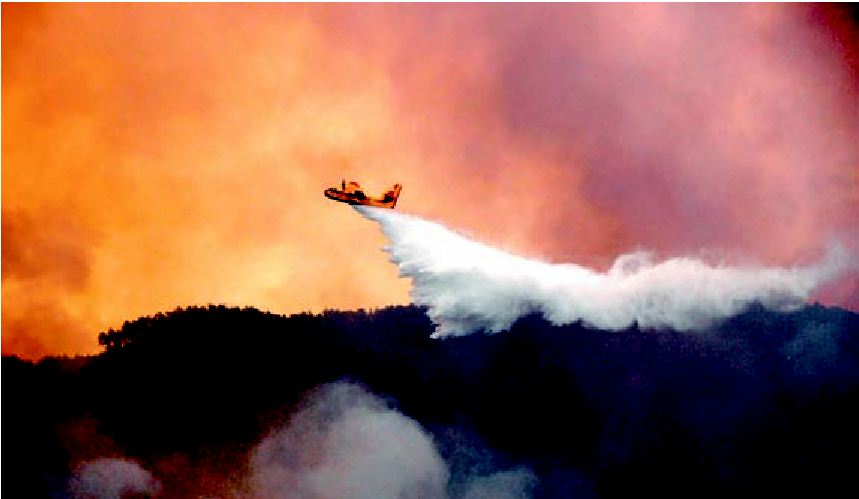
[3, 3, 858, 358]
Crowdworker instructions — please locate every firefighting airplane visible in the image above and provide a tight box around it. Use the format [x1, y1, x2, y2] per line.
[324, 180, 402, 209]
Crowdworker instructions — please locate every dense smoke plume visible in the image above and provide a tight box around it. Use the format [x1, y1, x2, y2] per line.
[250, 382, 449, 498]
[358, 206, 854, 335]
[250, 382, 536, 499]
[4, 4, 857, 357]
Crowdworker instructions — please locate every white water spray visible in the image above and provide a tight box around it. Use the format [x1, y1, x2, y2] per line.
[356, 206, 852, 337]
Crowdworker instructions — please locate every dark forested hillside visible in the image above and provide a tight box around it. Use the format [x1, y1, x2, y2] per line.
[4, 303, 859, 498]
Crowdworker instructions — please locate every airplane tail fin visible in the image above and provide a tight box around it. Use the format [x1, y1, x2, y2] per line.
[390, 184, 402, 208]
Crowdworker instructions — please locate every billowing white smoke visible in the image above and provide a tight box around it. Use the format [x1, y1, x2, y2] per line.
[68, 458, 161, 499]
[356, 206, 853, 336]
[249, 382, 536, 499]
[250, 382, 449, 498]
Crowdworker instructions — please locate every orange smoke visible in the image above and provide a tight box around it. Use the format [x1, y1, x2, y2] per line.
[3, 4, 857, 359]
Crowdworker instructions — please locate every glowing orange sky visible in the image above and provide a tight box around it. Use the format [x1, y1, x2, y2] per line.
[3, 3, 858, 359]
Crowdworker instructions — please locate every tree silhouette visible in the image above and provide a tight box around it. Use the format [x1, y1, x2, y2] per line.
[4, 303, 859, 498]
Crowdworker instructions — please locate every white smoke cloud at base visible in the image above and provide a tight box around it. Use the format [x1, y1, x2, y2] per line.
[249, 382, 449, 499]
[67, 458, 161, 499]
[356, 206, 855, 336]
[248, 382, 537, 499]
